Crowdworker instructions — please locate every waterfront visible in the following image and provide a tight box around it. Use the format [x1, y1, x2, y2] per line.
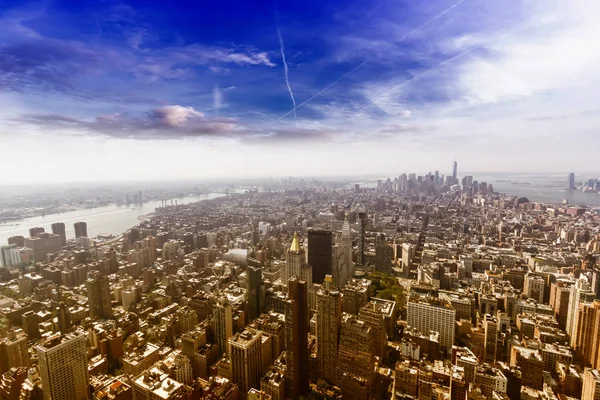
[356, 173, 600, 206]
[0, 193, 225, 245]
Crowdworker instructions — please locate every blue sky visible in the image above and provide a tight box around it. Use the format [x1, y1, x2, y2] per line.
[1, 0, 599, 182]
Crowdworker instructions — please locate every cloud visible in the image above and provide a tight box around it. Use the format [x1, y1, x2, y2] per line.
[0, 39, 101, 92]
[13, 105, 239, 140]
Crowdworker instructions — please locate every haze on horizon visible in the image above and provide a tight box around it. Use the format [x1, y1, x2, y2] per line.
[1, 0, 599, 184]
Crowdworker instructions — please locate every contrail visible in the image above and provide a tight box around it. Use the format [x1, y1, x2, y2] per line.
[277, 0, 467, 121]
[275, 6, 298, 127]
[366, 50, 471, 108]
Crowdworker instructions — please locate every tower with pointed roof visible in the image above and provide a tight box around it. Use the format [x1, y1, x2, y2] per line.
[282, 233, 312, 290]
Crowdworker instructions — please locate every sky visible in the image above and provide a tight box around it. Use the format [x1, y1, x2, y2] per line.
[1, 0, 599, 183]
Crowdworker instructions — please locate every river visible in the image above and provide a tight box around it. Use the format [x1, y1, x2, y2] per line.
[0, 193, 225, 245]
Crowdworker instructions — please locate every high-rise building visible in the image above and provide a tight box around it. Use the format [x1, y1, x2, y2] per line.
[358, 302, 387, 360]
[229, 329, 263, 395]
[284, 277, 308, 399]
[341, 215, 353, 277]
[307, 230, 332, 284]
[23, 233, 62, 262]
[51, 222, 67, 247]
[573, 300, 600, 369]
[36, 331, 90, 400]
[74, 221, 88, 238]
[28, 227, 45, 238]
[86, 271, 113, 319]
[246, 266, 263, 322]
[484, 315, 498, 364]
[407, 296, 456, 353]
[0, 329, 30, 375]
[337, 314, 374, 400]
[452, 160, 458, 181]
[0, 245, 18, 268]
[374, 234, 393, 273]
[568, 173, 576, 190]
[7, 236, 24, 247]
[357, 212, 366, 266]
[316, 275, 342, 383]
[524, 274, 545, 304]
[281, 233, 312, 290]
[583, 368, 600, 400]
[213, 298, 234, 355]
[567, 278, 596, 344]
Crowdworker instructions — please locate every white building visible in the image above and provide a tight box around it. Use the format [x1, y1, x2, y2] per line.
[407, 297, 456, 353]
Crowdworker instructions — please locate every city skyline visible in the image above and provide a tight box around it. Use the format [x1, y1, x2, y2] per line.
[1, 0, 600, 183]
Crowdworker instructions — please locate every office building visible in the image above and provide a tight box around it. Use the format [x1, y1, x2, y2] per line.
[28, 227, 45, 238]
[341, 215, 353, 278]
[374, 234, 393, 273]
[284, 277, 308, 399]
[51, 222, 67, 247]
[229, 329, 263, 395]
[452, 160, 458, 181]
[86, 271, 113, 319]
[357, 212, 366, 266]
[36, 331, 90, 400]
[407, 296, 456, 353]
[74, 221, 88, 238]
[0, 245, 19, 268]
[213, 298, 234, 355]
[131, 366, 184, 399]
[24, 233, 62, 262]
[573, 300, 600, 368]
[337, 314, 374, 400]
[583, 368, 600, 400]
[568, 173, 576, 190]
[7, 236, 24, 247]
[524, 274, 545, 304]
[0, 329, 30, 375]
[331, 244, 350, 289]
[307, 229, 332, 284]
[474, 365, 507, 397]
[281, 233, 312, 290]
[316, 276, 342, 383]
[246, 266, 263, 322]
[484, 315, 498, 364]
[359, 301, 387, 360]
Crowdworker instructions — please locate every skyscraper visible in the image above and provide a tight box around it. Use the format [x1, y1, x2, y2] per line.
[582, 368, 600, 400]
[568, 173, 576, 190]
[51, 222, 67, 247]
[86, 271, 112, 319]
[0, 329, 30, 375]
[36, 331, 90, 400]
[28, 227, 45, 238]
[407, 296, 456, 354]
[341, 215, 354, 281]
[282, 233, 312, 290]
[213, 298, 234, 355]
[307, 229, 332, 284]
[229, 329, 263, 395]
[246, 266, 263, 321]
[452, 160, 458, 181]
[284, 277, 308, 399]
[74, 221, 88, 238]
[316, 275, 342, 383]
[337, 314, 374, 399]
[357, 212, 366, 266]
